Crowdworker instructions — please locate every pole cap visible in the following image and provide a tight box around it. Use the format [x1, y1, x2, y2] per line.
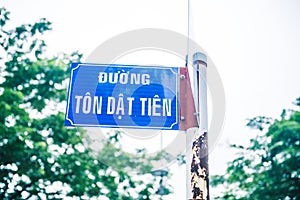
[193, 52, 207, 65]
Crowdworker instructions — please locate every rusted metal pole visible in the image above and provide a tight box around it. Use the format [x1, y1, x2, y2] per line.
[185, 0, 209, 198]
[190, 52, 209, 200]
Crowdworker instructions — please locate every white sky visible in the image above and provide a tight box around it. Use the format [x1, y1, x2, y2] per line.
[2, 0, 300, 199]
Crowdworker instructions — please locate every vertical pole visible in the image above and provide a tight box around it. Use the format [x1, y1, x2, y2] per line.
[190, 52, 209, 200]
[194, 52, 208, 131]
[180, 67, 199, 200]
[186, 0, 209, 199]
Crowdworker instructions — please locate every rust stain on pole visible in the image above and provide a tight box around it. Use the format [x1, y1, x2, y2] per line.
[190, 132, 209, 200]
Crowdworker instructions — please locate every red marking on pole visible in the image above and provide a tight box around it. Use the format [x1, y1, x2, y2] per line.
[179, 67, 199, 131]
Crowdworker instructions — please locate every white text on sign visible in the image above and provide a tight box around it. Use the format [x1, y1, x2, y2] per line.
[98, 72, 151, 85]
[74, 93, 172, 117]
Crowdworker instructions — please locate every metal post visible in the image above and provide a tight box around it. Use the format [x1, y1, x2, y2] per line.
[190, 52, 209, 200]
[185, 0, 209, 198]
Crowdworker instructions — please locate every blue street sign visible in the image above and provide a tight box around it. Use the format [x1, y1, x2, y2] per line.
[65, 63, 179, 130]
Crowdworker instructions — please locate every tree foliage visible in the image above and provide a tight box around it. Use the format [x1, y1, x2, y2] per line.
[0, 7, 169, 199]
[211, 99, 300, 199]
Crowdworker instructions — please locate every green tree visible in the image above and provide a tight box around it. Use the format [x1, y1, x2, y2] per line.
[211, 98, 300, 199]
[0, 7, 169, 199]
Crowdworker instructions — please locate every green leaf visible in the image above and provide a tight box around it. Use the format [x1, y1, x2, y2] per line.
[212, 97, 300, 199]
